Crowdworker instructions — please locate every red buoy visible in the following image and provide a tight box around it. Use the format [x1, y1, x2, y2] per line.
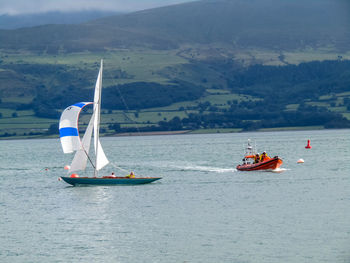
[305, 140, 312, 149]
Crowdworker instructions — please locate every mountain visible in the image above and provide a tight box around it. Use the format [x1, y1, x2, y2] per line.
[0, 11, 121, 30]
[1, 0, 350, 138]
[91, 0, 350, 51]
[0, 0, 349, 52]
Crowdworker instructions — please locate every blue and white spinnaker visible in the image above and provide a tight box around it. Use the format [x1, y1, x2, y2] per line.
[59, 60, 109, 175]
[58, 60, 161, 185]
[59, 102, 93, 154]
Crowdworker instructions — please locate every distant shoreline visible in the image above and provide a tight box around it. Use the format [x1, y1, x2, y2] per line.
[111, 130, 192, 137]
[108, 126, 325, 137]
[1, 125, 345, 140]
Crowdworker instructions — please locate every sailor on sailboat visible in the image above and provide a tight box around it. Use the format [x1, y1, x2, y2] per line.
[59, 60, 161, 186]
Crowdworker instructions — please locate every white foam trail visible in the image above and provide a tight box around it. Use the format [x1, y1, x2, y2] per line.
[175, 165, 236, 173]
[270, 168, 288, 173]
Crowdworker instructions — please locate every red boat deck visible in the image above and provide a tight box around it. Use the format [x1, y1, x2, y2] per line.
[236, 157, 283, 171]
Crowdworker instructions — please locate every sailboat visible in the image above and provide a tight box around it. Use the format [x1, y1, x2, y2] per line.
[59, 60, 161, 186]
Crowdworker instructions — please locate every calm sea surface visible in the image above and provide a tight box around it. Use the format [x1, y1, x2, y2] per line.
[1, 129, 350, 263]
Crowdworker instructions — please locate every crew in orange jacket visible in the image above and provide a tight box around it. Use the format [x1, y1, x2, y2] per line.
[260, 151, 270, 162]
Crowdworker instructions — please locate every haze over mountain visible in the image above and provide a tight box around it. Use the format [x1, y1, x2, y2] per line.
[0, 11, 121, 30]
[0, 0, 192, 16]
[0, 0, 349, 52]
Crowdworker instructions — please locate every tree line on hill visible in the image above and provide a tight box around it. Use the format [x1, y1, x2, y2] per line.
[103, 81, 205, 109]
[226, 60, 350, 103]
[105, 59, 350, 132]
[24, 80, 205, 118]
[1, 59, 350, 134]
[108, 102, 350, 134]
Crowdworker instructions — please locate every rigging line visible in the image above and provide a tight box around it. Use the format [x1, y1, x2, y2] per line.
[104, 64, 142, 135]
[110, 162, 129, 173]
[115, 85, 142, 135]
[67, 149, 95, 174]
[83, 147, 96, 169]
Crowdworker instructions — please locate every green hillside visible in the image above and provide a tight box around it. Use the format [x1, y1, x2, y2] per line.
[0, 0, 350, 138]
[1, 53, 349, 138]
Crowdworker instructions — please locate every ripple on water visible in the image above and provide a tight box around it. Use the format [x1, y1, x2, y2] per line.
[1, 130, 350, 263]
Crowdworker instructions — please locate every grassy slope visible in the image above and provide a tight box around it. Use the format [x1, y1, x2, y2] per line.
[5, 46, 350, 103]
[1, 0, 349, 138]
[1, 48, 350, 138]
[2, 87, 349, 137]
[0, 50, 188, 136]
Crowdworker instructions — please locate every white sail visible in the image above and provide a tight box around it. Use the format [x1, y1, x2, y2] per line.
[93, 60, 109, 172]
[59, 60, 109, 176]
[95, 139, 109, 170]
[59, 102, 93, 153]
[69, 113, 94, 173]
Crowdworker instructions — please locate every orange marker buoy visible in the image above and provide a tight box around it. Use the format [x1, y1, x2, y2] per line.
[305, 140, 312, 149]
[64, 165, 71, 170]
[297, 159, 304, 163]
[70, 173, 79, 178]
[58, 177, 62, 181]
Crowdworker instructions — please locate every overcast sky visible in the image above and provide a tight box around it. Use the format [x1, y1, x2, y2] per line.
[0, 0, 195, 15]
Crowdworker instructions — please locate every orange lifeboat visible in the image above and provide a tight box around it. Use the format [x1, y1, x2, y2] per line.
[236, 139, 283, 171]
[236, 156, 283, 171]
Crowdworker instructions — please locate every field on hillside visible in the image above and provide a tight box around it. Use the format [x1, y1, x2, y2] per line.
[234, 48, 350, 66]
[0, 88, 257, 137]
[1, 86, 349, 138]
[1, 48, 350, 138]
[0, 50, 187, 86]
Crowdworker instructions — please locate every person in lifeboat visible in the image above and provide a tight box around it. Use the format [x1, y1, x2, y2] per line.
[260, 151, 271, 162]
[254, 154, 260, 163]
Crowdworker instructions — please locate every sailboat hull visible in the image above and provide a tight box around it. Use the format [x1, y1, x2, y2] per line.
[59, 61, 162, 187]
[61, 176, 161, 186]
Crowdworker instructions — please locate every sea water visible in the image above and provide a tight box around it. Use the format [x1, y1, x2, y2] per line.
[0, 129, 349, 263]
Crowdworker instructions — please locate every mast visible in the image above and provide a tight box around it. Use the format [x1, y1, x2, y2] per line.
[94, 59, 103, 177]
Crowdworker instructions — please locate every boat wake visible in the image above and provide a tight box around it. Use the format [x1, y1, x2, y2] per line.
[171, 164, 237, 173]
[0, 167, 30, 171]
[269, 168, 288, 173]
